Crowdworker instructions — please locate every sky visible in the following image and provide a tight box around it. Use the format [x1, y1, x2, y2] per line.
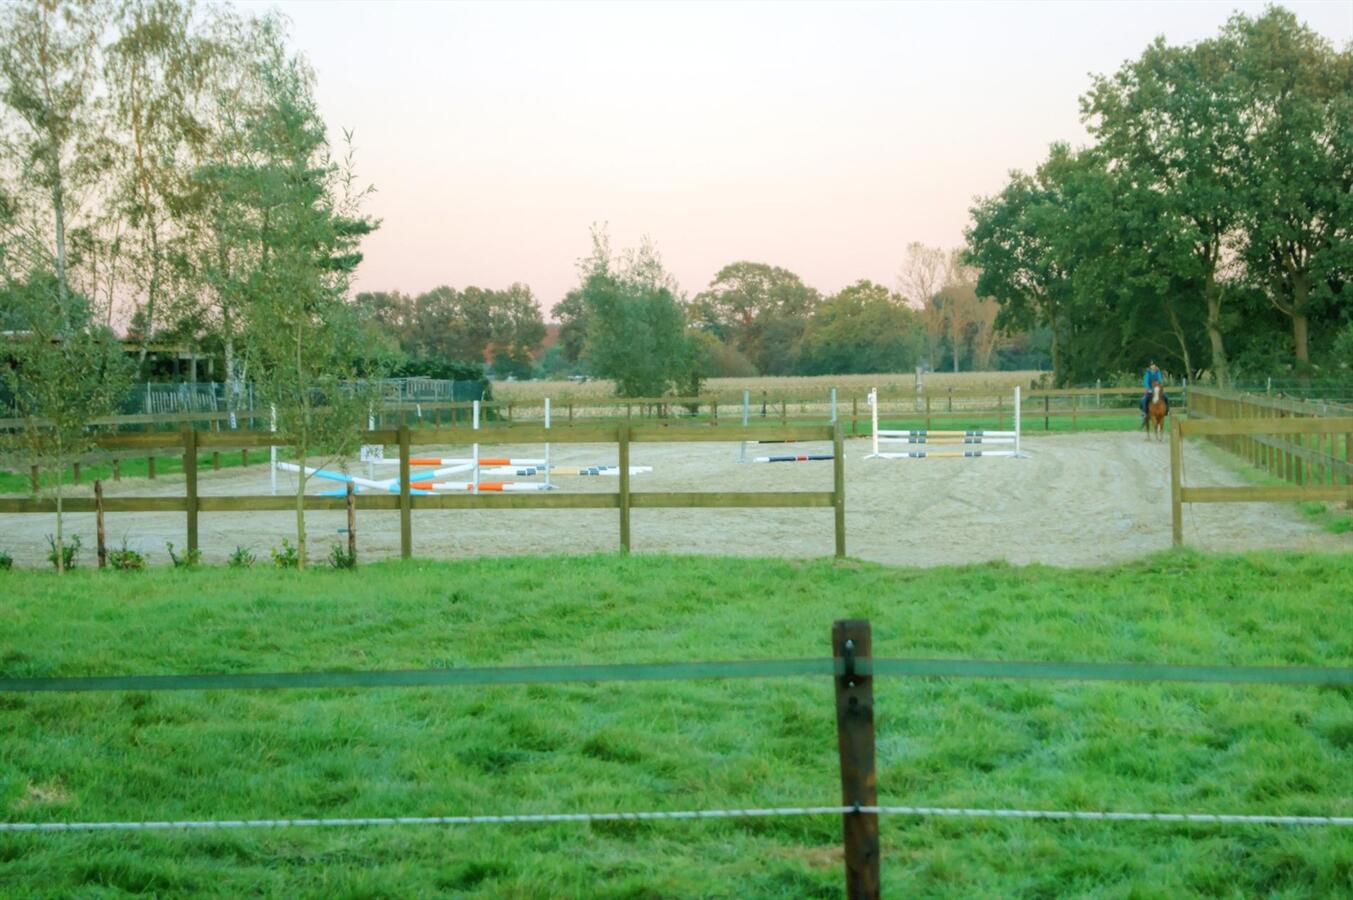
[244, 0, 1353, 316]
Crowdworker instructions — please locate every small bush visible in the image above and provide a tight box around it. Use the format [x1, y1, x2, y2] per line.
[328, 543, 356, 570]
[270, 539, 300, 569]
[107, 541, 148, 572]
[166, 542, 202, 569]
[0, 550, 12, 571]
[227, 546, 257, 568]
[45, 535, 81, 571]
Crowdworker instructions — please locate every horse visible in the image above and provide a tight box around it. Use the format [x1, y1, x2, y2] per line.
[1145, 382, 1167, 442]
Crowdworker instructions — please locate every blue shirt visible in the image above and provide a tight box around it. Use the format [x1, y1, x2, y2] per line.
[1144, 369, 1163, 389]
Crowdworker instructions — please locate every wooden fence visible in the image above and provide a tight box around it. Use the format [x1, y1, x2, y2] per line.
[1170, 388, 1353, 545]
[0, 423, 848, 561]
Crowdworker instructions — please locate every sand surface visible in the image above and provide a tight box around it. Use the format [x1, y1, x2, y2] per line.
[2, 432, 1347, 568]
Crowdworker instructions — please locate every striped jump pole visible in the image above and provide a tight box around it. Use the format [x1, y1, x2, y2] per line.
[545, 397, 552, 491]
[866, 386, 1024, 460]
[738, 390, 751, 464]
[754, 454, 835, 463]
[472, 400, 480, 493]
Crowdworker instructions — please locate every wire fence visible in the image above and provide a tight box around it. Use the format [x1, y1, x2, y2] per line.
[4, 622, 1352, 891]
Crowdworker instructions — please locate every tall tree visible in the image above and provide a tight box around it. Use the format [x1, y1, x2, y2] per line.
[1229, 8, 1353, 370]
[210, 47, 378, 569]
[0, 0, 111, 315]
[798, 280, 923, 375]
[691, 261, 818, 375]
[1082, 30, 1252, 384]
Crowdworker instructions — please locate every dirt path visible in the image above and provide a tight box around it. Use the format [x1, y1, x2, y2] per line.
[1, 432, 1346, 568]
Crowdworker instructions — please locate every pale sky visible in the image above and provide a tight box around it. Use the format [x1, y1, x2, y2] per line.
[246, 0, 1352, 315]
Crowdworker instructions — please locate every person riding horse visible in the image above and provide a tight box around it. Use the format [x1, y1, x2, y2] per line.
[1140, 362, 1168, 420]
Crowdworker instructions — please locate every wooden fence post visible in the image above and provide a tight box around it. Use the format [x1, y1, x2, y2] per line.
[618, 424, 631, 553]
[112, 459, 121, 481]
[148, 455, 156, 479]
[183, 428, 198, 556]
[1170, 417, 1183, 547]
[833, 619, 879, 900]
[347, 481, 357, 564]
[399, 424, 412, 559]
[1044, 394, 1050, 431]
[72, 462, 81, 485]
[833, 424, 846, 559]
[94, 479, 107, 569]
[29, 464, 38, 495]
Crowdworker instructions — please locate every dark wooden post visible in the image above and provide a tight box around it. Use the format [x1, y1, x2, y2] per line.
[183, 428, 198, 556]
[924, 395, 931, 431]
[94, 479, 107, 569]
[72, 462, 81, 485]
[148, 455, 156, 479]
[1044, 393, 1050, 431]
[212, 451, 221, 471]
[833, 423, 846, 559]
[29, 464, 38, 495]
[112, 458, 121, 481]
[852, 397, 858, 436]
[398, 424, 412, 559]
[618, 424, 631, 553]
[346, 481, 357, 564]
[240, 449, 248, 468]
[833, 619, 879, 899]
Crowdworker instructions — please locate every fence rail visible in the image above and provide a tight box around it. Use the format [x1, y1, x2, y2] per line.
[1170, 388, 1353, 545]
[0, 423, 848, 561]
[4, 618, 1352, 897]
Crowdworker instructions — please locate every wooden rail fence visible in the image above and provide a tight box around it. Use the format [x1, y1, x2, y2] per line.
[1170, 389, 1353, 545]
[0, 424, 848, 562]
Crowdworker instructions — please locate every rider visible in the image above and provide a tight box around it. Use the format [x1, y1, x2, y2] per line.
[1140, 361, 1168, 420]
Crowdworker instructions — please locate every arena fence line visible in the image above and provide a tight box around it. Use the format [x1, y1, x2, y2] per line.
[1171, 389, 1353, 545]
[5, 618, 1353, 900]
[0, 422, 848, 563]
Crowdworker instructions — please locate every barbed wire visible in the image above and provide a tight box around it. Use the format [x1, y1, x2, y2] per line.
[5, 803, 1351, 834]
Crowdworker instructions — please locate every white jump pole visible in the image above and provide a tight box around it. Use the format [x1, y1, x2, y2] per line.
[830, 387, 837, 424]
[472, 400, 480, 492]
[869, 388, 879, 457]
[1014, 386, 1022, 457]
[269, 403, 277, 496]
[738, 389, 751, 463]
[544, 397, 552, 490]
[367, 407, 376, 480]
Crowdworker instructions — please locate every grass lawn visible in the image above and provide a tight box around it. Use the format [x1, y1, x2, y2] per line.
[2, 552, 1352, 898]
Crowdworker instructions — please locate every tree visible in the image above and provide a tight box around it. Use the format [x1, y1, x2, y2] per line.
[1082, 30, 1253, 385]
[0, 271, 131, 572]
[691, 261, 818, 375]
[798, 280, 923, 375]
[210, 47, 378, 569]
[0, 0, 111, 315]
[105, 0, 215, 374]
[965, 163, 1074, 385]
[1228, 8, 1353, 371]
[896, 242, 948, 368]
[573, 228, 701, 397]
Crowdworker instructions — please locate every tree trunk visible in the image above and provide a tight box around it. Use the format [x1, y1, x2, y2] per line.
[1204, 277, 1229, 387]
[54, 443, 64, 574]
[295, 450, 307, 570]
[1291, 275, 1311, 372]
[52, 176, 70, 320]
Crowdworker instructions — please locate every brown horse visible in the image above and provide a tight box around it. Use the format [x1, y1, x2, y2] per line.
[1145, 382, 1167, 441]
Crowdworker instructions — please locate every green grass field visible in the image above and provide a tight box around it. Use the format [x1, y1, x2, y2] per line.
[2, 552, 1351, 897]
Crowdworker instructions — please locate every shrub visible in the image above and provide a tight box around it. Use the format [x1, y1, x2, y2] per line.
[0, 550, 12, 571]
[270, 539, 300, 569]
[45, 535, 81, 571]
[227, 546, 257, 569]
[327, 543, 356, 570]
[107, 541, 148, 572]
[166, 542, 202, 569]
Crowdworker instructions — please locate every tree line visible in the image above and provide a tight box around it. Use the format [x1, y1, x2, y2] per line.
[966, 7, 1352, 386]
